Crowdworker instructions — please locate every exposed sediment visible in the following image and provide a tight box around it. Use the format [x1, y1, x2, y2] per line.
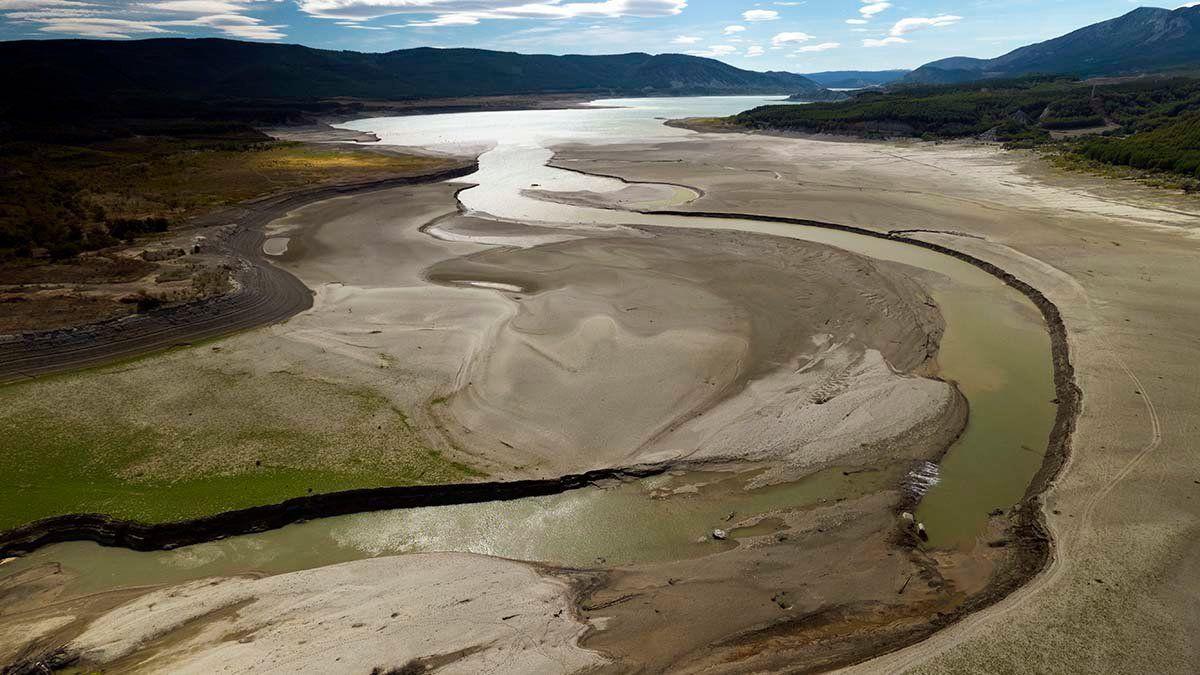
[8, 554, 606, 675]
[629, 208, 1079, 672]
[424, 224, 958, 477]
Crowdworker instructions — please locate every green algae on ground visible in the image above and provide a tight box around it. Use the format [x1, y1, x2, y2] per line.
[0, 365, 480, 531]
[4, 467, 903, 597]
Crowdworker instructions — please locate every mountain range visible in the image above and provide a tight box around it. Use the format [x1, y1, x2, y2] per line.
[802, 70, 910, 89]
[0, 38, 838, 104]
[905, 6, 1200, 85]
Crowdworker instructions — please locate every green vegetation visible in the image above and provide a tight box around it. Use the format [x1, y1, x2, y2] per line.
[732, 76, 1200, 184]
[0, 133, 451, 260]
[735, 77, 1087, 142]
[0, 361, 481, 531]
[1079, 111, 1200, 179]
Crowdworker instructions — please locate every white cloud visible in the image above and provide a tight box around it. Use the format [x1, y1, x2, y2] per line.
[794, 41, 839, 53]
[404, 13, 479, 27]
[745, 44, 764, 57]
[890, 14, 962, 36]
[296, 0, 687, 25]
[770, 31, 812, 47]
[144, 0, 250, 13]
[0, 0, 287, 39]
[742, 9, 778, 21]
[34, 16, 171, 38]
[845, 18, 866, 25]
[671, 34, 700, 44]
[484, 22, 658, 51]
[722, 24, 745, 35]
[0, 0, 96, 8]
[863, 36, 906, 47]
[859, 1, 890, 17]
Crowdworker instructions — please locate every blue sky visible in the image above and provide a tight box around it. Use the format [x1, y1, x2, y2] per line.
[1, 1, 1194, 71]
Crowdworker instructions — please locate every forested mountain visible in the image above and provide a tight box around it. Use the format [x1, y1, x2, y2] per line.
[732, 75, 1200, 180]
[0, 38, 835, 103]
[905, 6, 1200, 85]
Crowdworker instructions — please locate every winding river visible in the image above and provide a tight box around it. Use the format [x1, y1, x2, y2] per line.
[2, 98, 1055, 596]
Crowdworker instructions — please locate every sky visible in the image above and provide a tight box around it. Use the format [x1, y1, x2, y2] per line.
[1, 1, 1196, 72]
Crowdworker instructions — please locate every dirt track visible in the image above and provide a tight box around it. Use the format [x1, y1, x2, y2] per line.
[0, 164, 476, 384]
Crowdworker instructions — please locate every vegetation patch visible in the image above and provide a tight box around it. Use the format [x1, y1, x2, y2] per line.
[0, 362, 480, 531]
[1077, 110, 1200, 179]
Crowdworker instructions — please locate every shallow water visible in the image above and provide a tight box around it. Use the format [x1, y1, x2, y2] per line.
[2, 97, 1055, 592]
[5, 467, 895, 597]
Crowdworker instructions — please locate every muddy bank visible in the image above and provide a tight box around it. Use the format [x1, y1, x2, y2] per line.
[0, 163, 477, 385]
[572, 210, 1078, 672]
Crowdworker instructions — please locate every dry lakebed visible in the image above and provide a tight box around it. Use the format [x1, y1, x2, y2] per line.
[2, 97, 1197, 674]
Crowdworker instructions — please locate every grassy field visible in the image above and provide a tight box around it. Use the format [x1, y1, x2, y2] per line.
[0, 355, 480, 531]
